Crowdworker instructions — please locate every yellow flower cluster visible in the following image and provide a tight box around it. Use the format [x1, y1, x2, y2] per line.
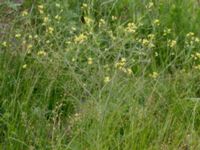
[153, 19, 160, 26]
[47, 27, 54, 34]
[15, 33, 21, 38]
[163, 28, 171, 36]
[38, 5, 44, 14]
[99, 18, 106, 27]
[87, 57, 93, 65]
[167, 39, 177, 48]
[185, 32, 200, 46]
[22, 64, 27, 69]
[125, 22, 137, 33]
[84, 16, 94, 26]
[37, 50, 47, 56]
[74, 33, 88, 44]
[139, 36, 155, 48]
[115, 58, 133, 75]
[149, 72, 159, 79]
[55, 15, 61, 21]
[81, 3, 88, 10]
[21, 10, 28, 16]
[104, 76, 111, 83]
[111, 16, 117, 21]
[191, 52, 200, 60]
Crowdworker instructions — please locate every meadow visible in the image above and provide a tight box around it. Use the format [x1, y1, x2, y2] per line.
[1, 0, 200, 149]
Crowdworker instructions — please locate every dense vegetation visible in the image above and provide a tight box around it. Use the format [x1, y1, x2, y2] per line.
[1, 0, 200, 149]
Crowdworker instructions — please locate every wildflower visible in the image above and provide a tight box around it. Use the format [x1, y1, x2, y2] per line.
[115, 58, 126, 69]
[43, 16, 50, 24]
[81, 3, 88, 9]
[38, 5, 44, 10]
[195, 37, 200, 43]
[55, 15, 61, 20]
[194, 65, 200, 70]
[149, 72, 159, 79]
[142, 39, 149, 46]
[84, 16, 94, 25]
[74, 33, 87, 44]
[15, 33, 21, 38]
[47, 27, 54, 34]
[2, 41, 7, 47]
[38, 5, 44, 14]
[22, 64, 27, 69]
[37, 50, 47, 56]
[153, 19, 160, 26]
[87, 57, 93, 65]
[168, 40, 177, 48]
[155, 52, 158, 57]
[148, 34, 155, 40]
[112, 16, 117, 21]
[34, 35, 38, 39]
[127, 68, 133, 75]
[21, 10, 28, 16]
[125, 22, 137, 33]
[163, 28, 171, 36]
[27, 44, 33, 49]
[99, 18, 106, 27]
[186, 32, 194, 37]
[104, 76, 110, 83]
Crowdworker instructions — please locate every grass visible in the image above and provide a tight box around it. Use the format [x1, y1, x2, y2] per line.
[1, 0, 200, 149]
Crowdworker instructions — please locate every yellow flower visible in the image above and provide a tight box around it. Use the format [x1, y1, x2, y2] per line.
[195, 37, 200, 43]
[38, 5, 44, 14]
[142, 39, 149, 46]
[163, 28, 171, 36]
[149, 72, 159, 79]
[15, 33, 21, 38]
[55, 15, 61, 20]
[43, 17, 50, 24]
[38, 5, 44, 10]
[22, 64, 27, 69]
[81, 3, 88, 9]
[111, 16, 117, 21]
[99, 18, 106, 27]
[27, 44, 33, 49]
[126, 68, 133, 75]
[47, 27, 54, 34]
[125, 22, 137, 33]
[21, 10, 28, 16]
[74, 33, 87, 44]
[168, 40, 177, 48]
[87, 57, 93, 65]
[153, 19, 160, 26]
[2, 41, 7, 47]
[84, 16, 94, 25]
[104, 76, 110, 83]
[194, 65, 200, 70]
[186, 32, 194, 37]
[115, 58, 126, 69]
[37, 51, 47, 56]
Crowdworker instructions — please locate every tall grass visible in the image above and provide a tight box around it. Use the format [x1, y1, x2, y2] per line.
[1, 0, 200, 149]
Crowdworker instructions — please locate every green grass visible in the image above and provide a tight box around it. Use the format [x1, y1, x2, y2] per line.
[1, 0, 200, 149]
